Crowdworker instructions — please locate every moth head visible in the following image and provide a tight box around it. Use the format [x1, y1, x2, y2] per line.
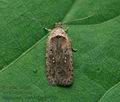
[55, 22, 62, 28]
[51, 22, 67, 37]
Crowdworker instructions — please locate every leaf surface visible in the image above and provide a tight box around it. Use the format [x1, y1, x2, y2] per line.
[0, 0, 120, 102]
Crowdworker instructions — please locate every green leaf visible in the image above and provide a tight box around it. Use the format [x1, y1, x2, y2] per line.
[0, 0, 120, 102]
[98, 82, 120, 102]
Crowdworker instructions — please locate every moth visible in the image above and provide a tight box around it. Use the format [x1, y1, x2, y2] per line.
[45, 22, 73, 86]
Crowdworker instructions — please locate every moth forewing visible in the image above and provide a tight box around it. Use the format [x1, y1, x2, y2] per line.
[46, 23, 73, 86]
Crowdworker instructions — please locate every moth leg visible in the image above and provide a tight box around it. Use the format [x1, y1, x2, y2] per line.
[72, 48, 77, 52]
[44, 28, 52, 32]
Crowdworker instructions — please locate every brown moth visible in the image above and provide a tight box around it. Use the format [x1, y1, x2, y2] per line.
[46, 22, 73, 86]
